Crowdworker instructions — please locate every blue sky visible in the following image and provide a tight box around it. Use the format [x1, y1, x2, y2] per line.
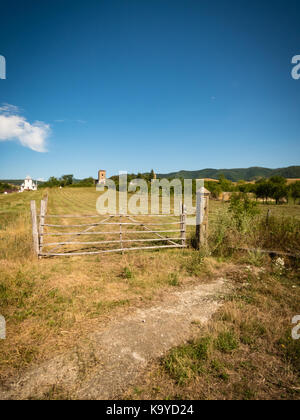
[0, 0, 299, 179]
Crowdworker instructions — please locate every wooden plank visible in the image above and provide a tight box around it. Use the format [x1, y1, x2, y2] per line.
[41, 244, 186, 256]
[44, 214, 179, 218]
[44, 221, 181, 227]
[42, 229, 182, 236]
[44, 238, 183, 246]
[30, 200, 39, 256]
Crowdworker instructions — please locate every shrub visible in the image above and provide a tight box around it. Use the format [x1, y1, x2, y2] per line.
[209, 198, 300, 256]
[229, 193, 260, 232]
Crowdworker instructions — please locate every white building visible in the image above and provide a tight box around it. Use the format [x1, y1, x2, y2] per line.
[20, 176, 37, 192]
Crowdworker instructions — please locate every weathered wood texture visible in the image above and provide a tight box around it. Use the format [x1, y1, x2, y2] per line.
[41, 244, 185, 257]
[36, 206, 187, 257]
[30, 200, 39, 256]
[42, 229, 181, 236]
[195, 187, 209, 249]
[39, 199, 46, 255]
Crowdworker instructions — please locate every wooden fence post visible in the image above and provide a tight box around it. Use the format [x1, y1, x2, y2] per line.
[39, 199, 46, 256]
[44, 193, 48, 214]
[181, 202, 186, 247]
[120, 215, 123, 254]
[195, 187, 209, 249]
[30, 200, 39, 256]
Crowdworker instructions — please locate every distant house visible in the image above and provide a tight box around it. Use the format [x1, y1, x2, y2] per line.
[20, 176, 37, 192]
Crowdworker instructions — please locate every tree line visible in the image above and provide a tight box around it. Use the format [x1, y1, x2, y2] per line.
[40, 170, 157, 190]
[39, 174, 95, 188]
[205, 175, 300, 204]
[0, 182, 18, 193]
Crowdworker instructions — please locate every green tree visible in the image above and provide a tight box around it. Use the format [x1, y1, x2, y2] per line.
[73, 177, 95, 187]
[60, 174, 74, 186]
[218, 174, 234, 192]
[268, 176, 287, 204]
[270, 184, 288, 204]
[290, 181, 300, 204]
[269, 175, 286, 186]
[47, 176, 60, 187]
[205, 181, 222, 199]
[255, 179, 271, 203]
[237, 181, 255, 194]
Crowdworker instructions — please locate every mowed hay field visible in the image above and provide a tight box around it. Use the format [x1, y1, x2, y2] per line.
[0, 187, 206, 382]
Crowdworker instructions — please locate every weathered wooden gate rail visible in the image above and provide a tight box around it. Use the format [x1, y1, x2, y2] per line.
[30, 198, 188, 257]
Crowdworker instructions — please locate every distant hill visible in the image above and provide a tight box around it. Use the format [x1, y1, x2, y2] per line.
[157, 166, 300, 182]
[2, 166, 300, 185]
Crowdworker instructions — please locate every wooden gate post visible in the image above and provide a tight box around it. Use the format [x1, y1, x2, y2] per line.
[39, 199, 46, 256]
[44, 193, 48, 214]
[195, 187, 209, 249]
[30, 200, 39, 256]
[119, 214, 124, 254]
[181, 202, 186, 247]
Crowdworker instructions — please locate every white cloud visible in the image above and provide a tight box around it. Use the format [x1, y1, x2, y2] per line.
[0, 104, 50, 152]
[0, 103, 20, 114]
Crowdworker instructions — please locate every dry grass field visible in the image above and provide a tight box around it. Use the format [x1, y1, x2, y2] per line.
[0, 187, 299, 399]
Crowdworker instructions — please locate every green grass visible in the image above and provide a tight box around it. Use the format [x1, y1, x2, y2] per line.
[163, 337, 211, 385]
[167, 273, 180, 286]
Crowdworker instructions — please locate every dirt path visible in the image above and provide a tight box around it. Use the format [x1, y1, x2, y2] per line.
[0, 278, 231, 400]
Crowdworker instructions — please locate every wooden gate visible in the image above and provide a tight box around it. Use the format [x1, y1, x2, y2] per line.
[30, 198, 187, 257]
